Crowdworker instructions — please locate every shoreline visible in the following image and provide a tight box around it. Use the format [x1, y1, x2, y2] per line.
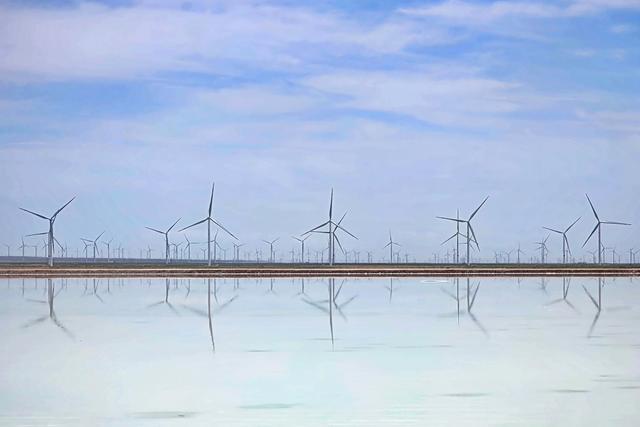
[0, 262, 638, 278]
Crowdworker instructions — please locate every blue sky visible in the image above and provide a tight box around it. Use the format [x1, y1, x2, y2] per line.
[1, 0, 639, 261]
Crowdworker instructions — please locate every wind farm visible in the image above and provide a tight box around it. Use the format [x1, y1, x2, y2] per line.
[2, 187, 638, 278]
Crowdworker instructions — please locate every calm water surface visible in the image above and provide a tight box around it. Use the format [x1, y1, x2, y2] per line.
[0, 276, 638, 426]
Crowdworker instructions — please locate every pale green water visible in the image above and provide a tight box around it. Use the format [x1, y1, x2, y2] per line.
[0, 277, 638, 426]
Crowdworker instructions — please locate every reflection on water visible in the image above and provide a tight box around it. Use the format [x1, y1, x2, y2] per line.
[1, 276, 639, 426]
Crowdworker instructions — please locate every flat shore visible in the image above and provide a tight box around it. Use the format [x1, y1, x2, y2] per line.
[0, 262, 638, 278]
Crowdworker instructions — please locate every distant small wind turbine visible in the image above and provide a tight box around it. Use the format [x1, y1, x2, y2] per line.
[146, 218, 181, 264]
[383, 231, 401, 263]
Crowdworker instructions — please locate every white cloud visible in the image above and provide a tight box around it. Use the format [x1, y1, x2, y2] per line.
[402, 0, 640, 24]
[610, 23, 636, 33]
[0, 2, 452, 82]
[302, 69, 522, 128]
[401, 1, 561, 23]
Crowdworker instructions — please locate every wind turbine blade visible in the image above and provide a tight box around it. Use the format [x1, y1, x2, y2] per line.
[582, 285, 599, 309]
[292, 236, 303, 243]
[336, 211, 348, 225]
[441, 232, 457, 245]
[564, 235, 572, 256]
[329, 188, 333, 219]
[335, 223, 357, 240]
[178, 218, 207, 232]
[585, 194, 599, 221]
[211, 219, 237, 240]
[95, 231, 105, 241]
[208, 182, 215, 216]
[339, 295, 357, 309]
[53, 197, 76, 218]
[468, 196, 489, 220]
[333, 234, 345, 254]
[542, 227, 562, 234]
[436, 216, 465, 223]
[565, 216, 581, 232]
[601, 221, 631, 226]
[145, 227, 165, 234]
[53, 237, 63, 250]
[440, 287, 459, 301]
[167, 218, 181, 232]
[19, 208, 49, 220]
[468, 224, 479, 251]
[302, 298, 329, 314]
[582, 223, 599, 247]
[302, 220, 330, 235]
[272, 238, 279, 244]
[181, 304, 207, 317]
[25, 232, 48, 237]
[587, 312, 601, 338]
[383, 242, 391, 249]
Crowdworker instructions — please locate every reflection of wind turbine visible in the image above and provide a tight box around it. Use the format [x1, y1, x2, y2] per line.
[146, 219, 180, 264]
[583, 194, 630, 264]
[180, 278, 238, 352]
[547, 277, 577, 312]
[466, 278, 487, 336]
[383, 231, 401, 263]
[583, 277, 603, 337]
[180, 182, 237, 266]
[543, 217, 580, 264]
[22, 279, 74, 339]
[302, 278, 356, 350]
[20, 197, 75, 266]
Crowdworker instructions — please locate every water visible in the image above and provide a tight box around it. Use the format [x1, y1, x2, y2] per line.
[0, 277, 638, 426]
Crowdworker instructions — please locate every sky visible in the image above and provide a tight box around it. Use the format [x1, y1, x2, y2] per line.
[0, 0, 639, 262]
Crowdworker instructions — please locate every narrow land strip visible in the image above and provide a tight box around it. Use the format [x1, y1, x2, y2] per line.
[0, 263, 638, 278]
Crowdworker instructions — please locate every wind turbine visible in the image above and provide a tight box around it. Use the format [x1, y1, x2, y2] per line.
[81, 231, 104, 261]
[437, 196, 488, 265]
[292, 235, 310, 263]
[179, 182, 237, 266]
[543, 217, 580, 264]
[303, 189, 357, 266]
[534, 235, 550, 263]
[516, 243, 525, 264]
[262, 238, 279, 263]
[232, 243, 245, 262]
[19, 197, 75, 266]
[80, 239, 92, 261]
[383, 231, 401, 263]
[19, 237, 27, 259]
[102, 238, 114, 262]
[184, 235, 192, 260]
[146, 218, 181, 264]
[583, 194, 630, 264]
[439, 209, 466, 263]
